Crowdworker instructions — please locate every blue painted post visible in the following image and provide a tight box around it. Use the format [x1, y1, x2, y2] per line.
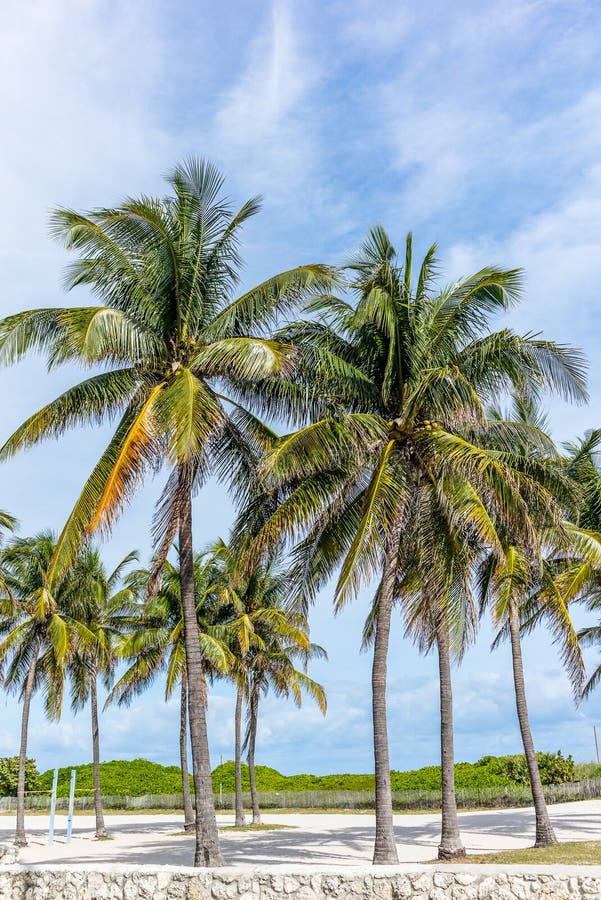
[48, 768, 58, 846]
[66, 769, 76, 844]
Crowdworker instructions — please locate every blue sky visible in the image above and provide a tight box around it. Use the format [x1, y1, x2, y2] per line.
[1, 0, 601, 776]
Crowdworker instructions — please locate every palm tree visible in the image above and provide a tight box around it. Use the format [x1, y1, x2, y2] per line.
[210, 540, 267, 828]
[213, 541, 326, 824]
[0, 532, 75, 846]
[477, 402, 600, 847]
[67, 546, 138, 838]
[0, 158, 334, 865]
[480, 543, 562, 846]
[108, 549, 232, 832]
[251, 230, 587, 862]
[244, 637, 327, 824]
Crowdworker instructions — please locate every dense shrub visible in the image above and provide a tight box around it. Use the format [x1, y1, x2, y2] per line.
[390, 760, 512, 792]
[35, 750, 579, 799]
[478, 751, 575, 786]
[38, 759, 190, 798]
[0, 757, 39, 796]
[211, 754, 573, 793]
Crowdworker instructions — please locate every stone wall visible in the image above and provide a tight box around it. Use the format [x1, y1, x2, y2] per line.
[1, 865, 601, 899]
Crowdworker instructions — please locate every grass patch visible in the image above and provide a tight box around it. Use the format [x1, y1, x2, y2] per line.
[438, 841, 601, 865]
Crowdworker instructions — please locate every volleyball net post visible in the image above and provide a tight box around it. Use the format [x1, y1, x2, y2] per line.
[47, 768, 58, 846]
[66, 769, 76, 844]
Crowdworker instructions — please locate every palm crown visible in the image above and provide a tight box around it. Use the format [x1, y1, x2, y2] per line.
[109, 550, 232, 706]
[0, 532, 76, 717]
[0, 158, 334, 586]
[253, 228, 587, 607]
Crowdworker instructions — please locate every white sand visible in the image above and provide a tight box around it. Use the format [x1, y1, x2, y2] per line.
[1, 800, 599, 867]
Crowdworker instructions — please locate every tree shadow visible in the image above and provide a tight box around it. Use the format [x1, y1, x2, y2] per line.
[5, 802, 600, 867]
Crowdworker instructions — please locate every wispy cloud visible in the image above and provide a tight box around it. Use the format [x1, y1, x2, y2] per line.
[342, 0, 601, 227]
[211, 2, 317, 198]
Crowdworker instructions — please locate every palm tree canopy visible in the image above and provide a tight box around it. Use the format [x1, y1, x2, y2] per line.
[475, 402, 601, 700]
[108, 547, 232, 707]
[66, 546, 139, 710]
[0, 158, 336, 588]
[247, 230, 587, 617]
[559, 430, 601, 697]
[0, 532, 78, 718]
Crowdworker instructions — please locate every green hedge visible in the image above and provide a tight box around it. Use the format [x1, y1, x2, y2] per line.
[36, 751, 577, 799]
[38, 759, 190, 799]
[212, 751, 575, 793]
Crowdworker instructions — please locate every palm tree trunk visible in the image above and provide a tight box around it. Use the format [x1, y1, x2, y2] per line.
[234, 681, 246, 826]
[371, 510, 403, 865]
[90, 662, 107, 839]
[180, 672, 195, 832]
[247, 684, 261, 825]
[434, 611, 465, 859]
[179, 471, 224, 867]
[508, 598, 557, 847]
[15, 636, 40, 846]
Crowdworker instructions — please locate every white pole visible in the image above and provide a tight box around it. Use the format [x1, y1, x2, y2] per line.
[66, 769, 76, 844]
[48, 768, 58, 845]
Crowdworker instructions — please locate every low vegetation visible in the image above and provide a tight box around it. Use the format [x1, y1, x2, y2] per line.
[28, 752, 588, 801]
[442, 841, 601, 865]
[37, 759, 187, 799]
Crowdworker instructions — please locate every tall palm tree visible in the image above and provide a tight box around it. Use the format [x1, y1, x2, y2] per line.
[0, 532, 75, 846]
[480, 543, 561, 846]
[67, 546, 138, 838]
[210, 540, 270, 827]
[108, 549, 232, 832]
[0, 158, 334, 865]
[251, 230, 587, 862]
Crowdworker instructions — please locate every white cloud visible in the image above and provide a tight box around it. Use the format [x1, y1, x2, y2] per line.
[347, 0, 601, 224]
[203, 0, 354, 245]
[337, 1, 413, 52]
[444, 160, 601, 440]
[212, 2, 316, 198]
[0, 0, 173, 317]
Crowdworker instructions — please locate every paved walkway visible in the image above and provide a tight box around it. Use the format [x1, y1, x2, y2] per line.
[1, 800, 599, 867]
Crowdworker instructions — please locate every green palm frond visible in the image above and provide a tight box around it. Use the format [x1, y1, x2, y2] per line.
[335, 442, 405, 610]
[205, 265, 338, 339]
[192, 338, 296, 381]
[0, 369, 144, 461]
